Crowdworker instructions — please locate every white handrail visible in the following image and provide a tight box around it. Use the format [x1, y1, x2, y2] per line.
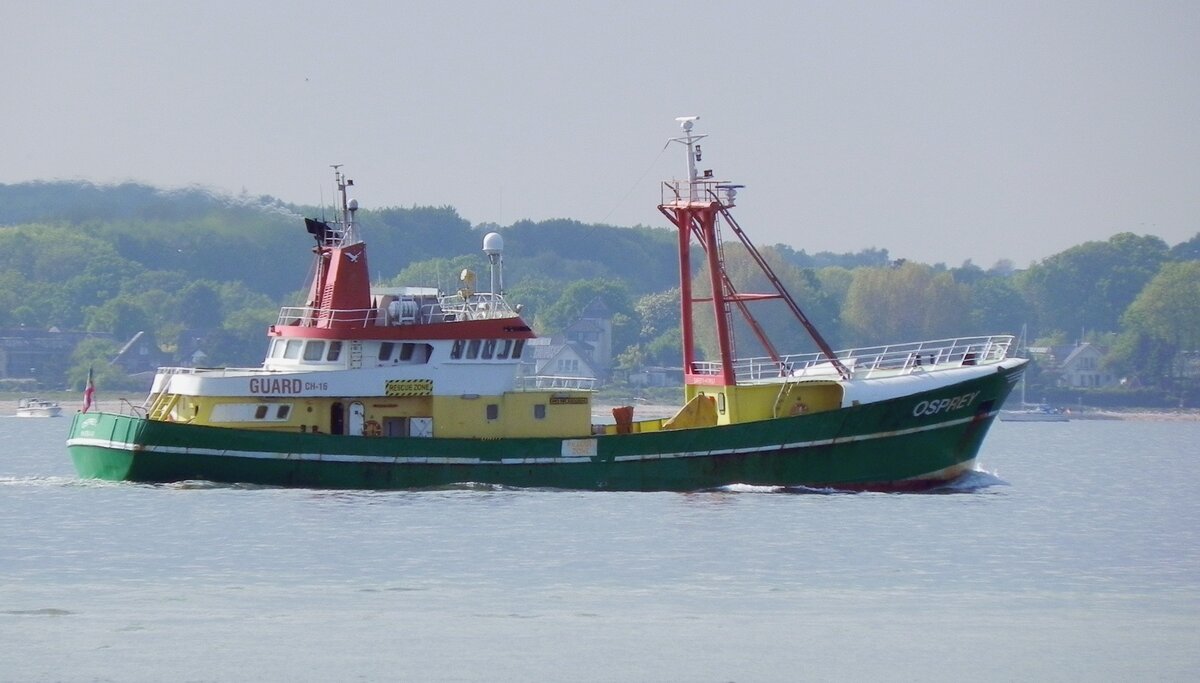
[715, 334, 1017, 383]
[276, 291, 522, 328]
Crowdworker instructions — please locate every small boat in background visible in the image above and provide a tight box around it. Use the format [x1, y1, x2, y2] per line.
[999, 404, 1069, 422]
[16, 398, 63, 418]
[999, 357, 1069, 422]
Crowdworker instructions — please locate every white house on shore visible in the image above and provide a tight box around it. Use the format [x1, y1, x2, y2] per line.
[1044, 342, 1117, 389]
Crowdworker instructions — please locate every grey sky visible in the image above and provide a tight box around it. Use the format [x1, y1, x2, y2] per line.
[4, 1, 1197, 268]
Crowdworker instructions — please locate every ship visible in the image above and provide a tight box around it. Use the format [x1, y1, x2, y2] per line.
[16, 398, 62, 418]
[67, 118, 1027, 491]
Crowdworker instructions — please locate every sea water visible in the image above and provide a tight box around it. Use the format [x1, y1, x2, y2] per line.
[1, 416, 1197, 682]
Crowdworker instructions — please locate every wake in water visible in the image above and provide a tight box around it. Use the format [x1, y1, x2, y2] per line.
[925, 468, 1009, 494]
[0, 475, 115, 489]
[714, 469, 1009, 495]
[11, 472, 1009, 495]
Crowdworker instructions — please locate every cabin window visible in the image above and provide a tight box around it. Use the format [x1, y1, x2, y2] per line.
[512, 339, 525, 359]
[481, 339, 496, 359]
[534, 404, 546, 420]
[211, 403, 294, 423]
[379, 342, 395, 361]
[270, 340, 285, 358]
[467, 339, 481, 359]
[399, 343, 415, 361]
[326, 341, 342, 361]
[283, 339, 303, 359]
[486, 404, 499, 420]
[303, 341, 326, 361]
[496, 340, 512, 359]
[451, 339, 465, 359]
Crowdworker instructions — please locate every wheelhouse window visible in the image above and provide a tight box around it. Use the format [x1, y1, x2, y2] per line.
[481, 339, 496, 359]
[451, 339, 465, 359]
[283, 339, 303, 359]
[496, 340, 512, 359]
[327, 341, 342, 361]
[512, 339, 526, 359]
[303, 341, 326, 361]
[399, 343, 415, 361]
[270, 340, 285, 358]
[379, 342, 395, 361]
[467, 339, 481, 359]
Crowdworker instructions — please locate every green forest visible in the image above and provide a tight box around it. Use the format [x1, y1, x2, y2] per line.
[2, 180, 1198, 406]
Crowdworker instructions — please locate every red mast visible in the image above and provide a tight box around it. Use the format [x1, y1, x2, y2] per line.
[657, 117, 850, 386]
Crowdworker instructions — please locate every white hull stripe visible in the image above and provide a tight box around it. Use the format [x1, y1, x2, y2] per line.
[67, 410, 997, 466]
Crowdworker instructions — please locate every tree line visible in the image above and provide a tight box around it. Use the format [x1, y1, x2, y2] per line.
[1, 181, 1196, 399]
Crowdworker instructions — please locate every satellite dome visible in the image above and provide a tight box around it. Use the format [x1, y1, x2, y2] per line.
[482, 232, 504, 255]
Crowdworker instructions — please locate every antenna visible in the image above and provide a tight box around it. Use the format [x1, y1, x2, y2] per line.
[669, 116, 707, 200]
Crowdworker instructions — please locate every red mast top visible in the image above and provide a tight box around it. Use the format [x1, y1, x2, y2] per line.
[657, 117, 850, 385]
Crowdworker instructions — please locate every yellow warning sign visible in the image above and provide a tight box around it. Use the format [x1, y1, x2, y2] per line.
[385, 379, 433, 396]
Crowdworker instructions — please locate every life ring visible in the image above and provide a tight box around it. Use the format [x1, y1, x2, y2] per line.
[363, 419, 382, 437]
[790, 402, 808, 416]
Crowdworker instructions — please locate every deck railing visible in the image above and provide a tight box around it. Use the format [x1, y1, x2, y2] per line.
[436, 293, 520, 321]
[690, 335, 1016, 383]
[660, 179, 740, 207]
[276, 306, 376, 327]
[276, 292, 520, 328]
[517, 375, 598, 391]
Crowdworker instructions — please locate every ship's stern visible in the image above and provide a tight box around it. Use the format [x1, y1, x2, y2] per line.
[67, 412, 144, 481]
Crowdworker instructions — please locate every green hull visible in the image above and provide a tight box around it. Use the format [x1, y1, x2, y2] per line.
[68, 363, 1022, 492]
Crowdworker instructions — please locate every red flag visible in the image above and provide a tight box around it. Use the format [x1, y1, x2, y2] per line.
[82, 367, 95, 413]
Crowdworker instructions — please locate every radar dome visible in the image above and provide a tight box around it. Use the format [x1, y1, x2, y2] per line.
[482, 232, 504, 255]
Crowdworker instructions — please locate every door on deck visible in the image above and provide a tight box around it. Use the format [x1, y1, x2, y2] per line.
[410, 417, 433, 437]
[330, 402, 344, 435]
[348, 401, 365, 436]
